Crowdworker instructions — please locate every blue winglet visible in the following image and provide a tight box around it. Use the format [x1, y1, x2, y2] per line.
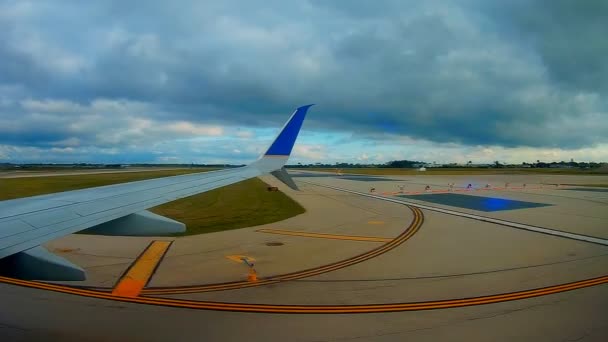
[264, 104, 314, 156]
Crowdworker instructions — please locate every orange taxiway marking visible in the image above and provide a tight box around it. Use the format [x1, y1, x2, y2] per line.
[143, 207, 422, 295]
[256, 228, 393, 243]
[1, 273, 606, 314]
[112, 240, 172, 297]
[367, 220, 385, 225]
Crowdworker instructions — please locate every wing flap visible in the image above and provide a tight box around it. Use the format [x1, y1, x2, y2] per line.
[0, 220, 36, 239]
[0, 168, 262, 258]
[21, 209, 82, 228]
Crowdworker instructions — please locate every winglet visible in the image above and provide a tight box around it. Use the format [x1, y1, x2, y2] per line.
[263, 104, 314, 156]
[251, 104, 313, 174]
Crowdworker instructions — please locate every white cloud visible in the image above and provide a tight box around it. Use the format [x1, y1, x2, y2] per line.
[7, 29, 87, 74]
[51, 137, 81, 147]
[21, 99, 84, 113]
[235, 130, 254, 138]
[50, 147, 75, 153]
[292, 144, 328, 160]
[0, 2, 607, 164]
[167, 122, 224, 136]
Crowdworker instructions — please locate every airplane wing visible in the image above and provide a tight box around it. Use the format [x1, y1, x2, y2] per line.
[0, 104, 313, 280]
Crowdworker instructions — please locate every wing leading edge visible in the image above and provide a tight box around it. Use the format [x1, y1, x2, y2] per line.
[0, 105, 313, 280]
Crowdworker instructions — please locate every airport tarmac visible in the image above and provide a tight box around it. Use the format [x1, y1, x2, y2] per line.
[1, 171, 607, 341]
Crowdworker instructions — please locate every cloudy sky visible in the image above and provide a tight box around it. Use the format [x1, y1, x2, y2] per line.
[1, 0, 607, 165]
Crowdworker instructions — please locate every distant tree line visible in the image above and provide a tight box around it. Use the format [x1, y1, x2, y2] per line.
[2, 160, 605, 171]
[286, 160, 424, 168]
[524, 161, 604, 169]
[287, 160, 606, 169]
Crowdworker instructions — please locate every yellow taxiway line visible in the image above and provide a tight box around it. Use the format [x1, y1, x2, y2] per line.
[367, 220, 385, 225]
[111, 240, 172, 297]
[0, 207, 605, 313]
[256, 228, 393, 243]
[1, 273, 606, 314]
[143, 207, 422, 295]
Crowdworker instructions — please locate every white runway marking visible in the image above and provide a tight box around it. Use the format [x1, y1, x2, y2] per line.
[302, 181, 608, 246]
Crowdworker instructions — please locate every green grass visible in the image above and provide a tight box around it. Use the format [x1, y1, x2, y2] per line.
[0, 170, 305, 235]
[151, 178, 305, 235]
[295, 167, 608, 176]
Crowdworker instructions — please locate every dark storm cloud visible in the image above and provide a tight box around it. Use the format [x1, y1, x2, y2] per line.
[0, 0, 606, 152]
[485, 0, 608, 92]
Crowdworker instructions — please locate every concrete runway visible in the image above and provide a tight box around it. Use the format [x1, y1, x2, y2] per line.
[1, 172, 607, 341]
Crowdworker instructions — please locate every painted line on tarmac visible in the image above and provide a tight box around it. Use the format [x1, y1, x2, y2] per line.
[367, 220, 385, 225]
[302, 181, 608, 246]
[256, 228, 392, 242]
[1, 274, 606, 314]
[0, 207, 421, 298]
[79, 199, 422, 294]
[295, 253, 608, 283]
[381, 186, 544, 196]
[112, 240, 172, 297]
[140, 207, 423, 295]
